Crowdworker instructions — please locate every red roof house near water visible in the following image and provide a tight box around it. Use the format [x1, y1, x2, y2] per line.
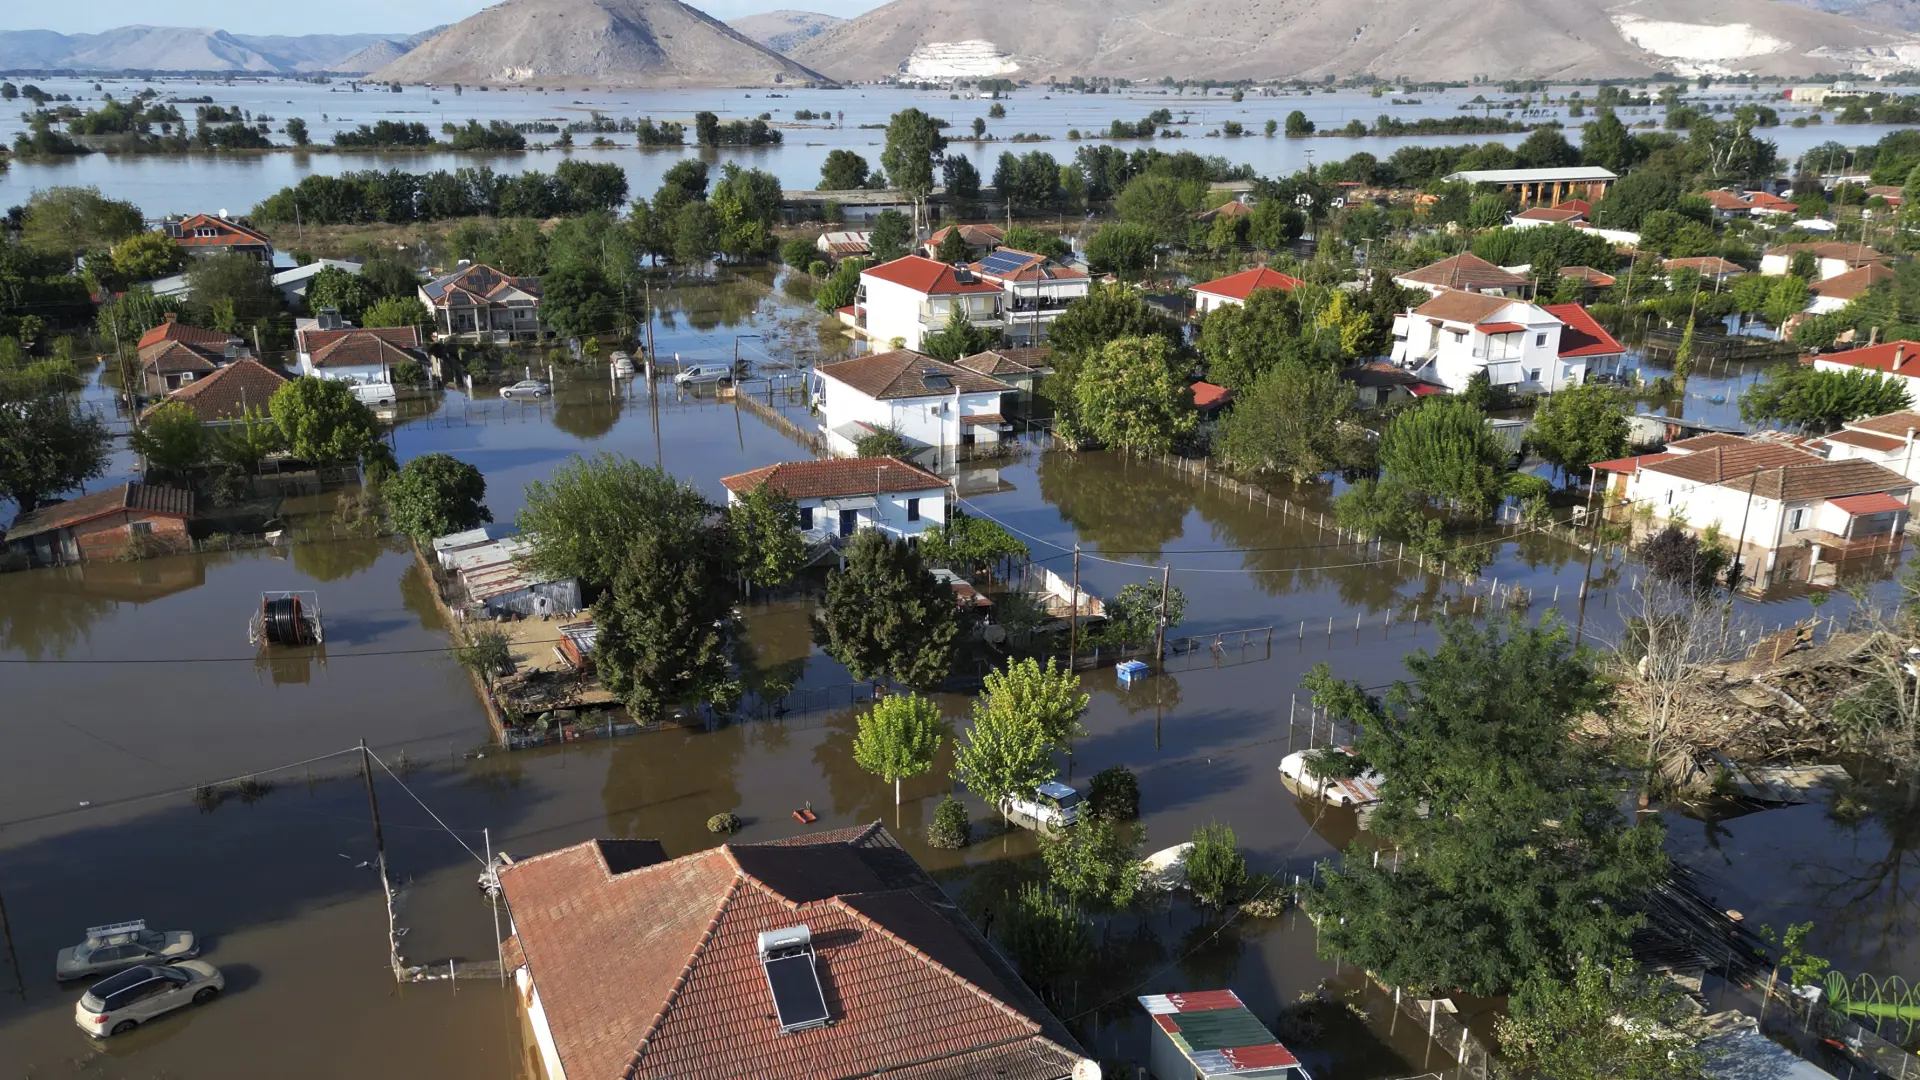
[4, 483, 194, 567]
[496, 824, 1090, 1080]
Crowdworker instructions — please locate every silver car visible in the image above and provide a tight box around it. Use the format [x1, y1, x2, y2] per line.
[499, 379, 551, 400]
[1000, 780, 1085, 829]
[75, 962, 223, 1037]
[57, 920, 199, 982]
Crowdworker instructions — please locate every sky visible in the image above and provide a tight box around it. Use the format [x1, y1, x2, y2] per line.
[0, 0, 887, 37]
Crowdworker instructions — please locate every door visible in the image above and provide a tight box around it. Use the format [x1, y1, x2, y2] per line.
[135, 970, 191, 1021]
[839, 509, 858, 537]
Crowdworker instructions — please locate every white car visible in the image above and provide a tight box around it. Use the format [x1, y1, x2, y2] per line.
[351, 381, 397, 406]
[499, 379, 551, 400]
[674, 363, 736, 387]
[1000, 780, 1085, 829]
[75, 962, 223, 1037]
[1277, 748, 1383, 807]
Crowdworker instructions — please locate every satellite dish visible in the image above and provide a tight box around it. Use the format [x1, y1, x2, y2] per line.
[1071, 1061, 1103, 1080]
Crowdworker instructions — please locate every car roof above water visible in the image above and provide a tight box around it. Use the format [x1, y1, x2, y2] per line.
[1036, 780, 1078, 799]
[88, 966, 162, 997]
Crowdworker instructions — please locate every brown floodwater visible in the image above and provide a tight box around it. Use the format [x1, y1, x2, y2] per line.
[5, 271, 1916, 1076]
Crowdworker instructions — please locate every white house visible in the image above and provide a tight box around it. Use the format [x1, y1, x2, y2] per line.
[969, 249, 1090, 345]
[1760, 243, 1887, 281]
[856, 256, 1004, 352]
[1822, 410, 1920, 503]
[419, 263, 544, 342]
[720, 456, 949, 543]
[1813, 339, 1920, 397]
[272, 259, 362, 309]
[1508, 205, 1586, 229]
[294, 312, 426, 385]
[1388, 290, 1626, 394]
[1393, 253, 1531, 298]
[1596, 432, 1911, 585]
[1191, 266, 1306, 315]
[1805, 263, 1894, 315]
[812, 350, 1015, 454]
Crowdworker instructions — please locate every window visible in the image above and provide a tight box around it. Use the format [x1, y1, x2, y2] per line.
[1536, 333, 1547, 347]
[907, 498, 921, 522]
[1527, 369, 1542, 383]
[839, 509, 858, 537]
[1789, 507, 1808, 532]
[798, 506, 814, 530]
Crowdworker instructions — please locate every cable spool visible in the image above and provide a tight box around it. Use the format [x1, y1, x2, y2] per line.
[263, 596, 307, 646]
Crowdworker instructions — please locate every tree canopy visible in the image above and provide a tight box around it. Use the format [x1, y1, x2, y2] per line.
[269, 378, 390, 469]
[1379, 398, 1508, 512]
[1527, 383, 1630, 479]
[814, 530, 960, 690]
[1740, 365, 1911, 433]
[517, 453, 714, 590]
[1071, 335, 1197, 453]
[852, 692, 950, 804]
[1215, 362, 1374, 482]
[386, 453, 491, 540]
[0, 394, 111, 511]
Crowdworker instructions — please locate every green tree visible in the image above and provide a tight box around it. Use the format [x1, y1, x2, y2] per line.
[1002, 226, 1070, 261]
[1285, 110, 1315, 136]
[919, 508, 1028, 578]
[996, 883, 1088, 1001]
[188, 252, 281, 331]
[1085, 221, 1157, 279]
[881, 108, 949, 207]
[1740, 365, 1911, 432]
[1116, 174, 1206, 246]
[819, 149, 870, 191]
[953, 691, 1056, 821]
[868, 209, 913, 262]
[852, 425, 911, 458]
[284, 117, 310, 146]
[362, 296, 429, 330]
[1514, 125, 1580, 169]
[20, 186, 144, 264]
[305, 266, 377, 321]
[814, 529, 960, 689]
[268, 378, 387, 467]
[852, 692, 950, 804]
[1072, 335, 1197, 453]
[1185, 822, 1251, 907]
[1764, 275, 1811, 328]
[541, 263, 618, 339]
[595, 528, 738, 721]
[1302, 617, 1669, 994]
[1045, 284, 1184, 414]
[129, 401, 210, 479]
[385, 453, 490, 540]
[726, 481, 806, 591]
[107, 231, 183, 285]
[1671, 319, 1696, 382]
[980, 656, 1089, 749]
[1379, 398, 1507, 512]
[1496, 957, 1706, 1080]
[1039, 816, 1145, 910]
[1579, 109, 1639, 173]
[1103, 580, 1186, 644]
[0, 394, 111, 512]
[517, 452, 714, 590]
[935, 229, 970, 263]
[213, 407, 284, 474]
[1527, 382, 1629, 480]
[708, 163, 782, 261]
[921, 304, 997, 362]
[670, 200, 720, 266]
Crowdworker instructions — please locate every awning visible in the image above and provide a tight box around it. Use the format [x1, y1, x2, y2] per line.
[821, 496, 877, 511]
[1830, 492, 1908, 516]
[960, 413, 1010, 426]
[1476, 322, 1527, 334]
[1407, 383, 1448, 397]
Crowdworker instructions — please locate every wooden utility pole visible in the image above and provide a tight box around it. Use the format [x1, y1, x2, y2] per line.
[359, 739, 387, 867]
[1154, 564, 1172, 661]
[1068, 544, 1081, 670]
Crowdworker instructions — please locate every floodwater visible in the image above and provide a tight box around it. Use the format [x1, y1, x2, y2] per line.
[5, 269, 1918, 1074]
[2, 75, 1908, 215]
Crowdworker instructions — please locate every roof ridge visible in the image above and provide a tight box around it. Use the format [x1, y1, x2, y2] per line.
[831, 890, 1044, 1037]
[625, 862, 748, 1079]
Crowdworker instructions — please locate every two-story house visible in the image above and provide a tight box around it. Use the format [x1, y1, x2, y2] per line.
[968, 249, 1090, 346]
[1389, 290, 1626, 393]
[1819, 410, 1920, 501]
[1813, 339, 1920, 397]
[136, 315, 246, 395]
[295, 311, 427, 385]
[1761, 242, 1887, 281]
[856, 256, 1004, 352]
[721, 457, 949, 543]
[920, 223, 1004, 259]
[419, 263, 545, 342]
[1191, 266, 1305, 315]
[162, 213, 274, 262]
[812, 349, 1014, 454]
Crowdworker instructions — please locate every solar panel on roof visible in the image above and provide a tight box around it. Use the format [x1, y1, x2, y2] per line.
[761, 932, 831, 1034]
[923, 371, 952, 391]
[980, 249, 1034, 275]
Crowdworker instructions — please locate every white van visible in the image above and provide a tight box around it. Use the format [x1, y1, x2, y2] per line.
[351, 381, 397, 406]
[674, 363, 736, 387]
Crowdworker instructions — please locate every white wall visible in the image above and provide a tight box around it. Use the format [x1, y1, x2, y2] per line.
[1762, 254, 1855, 280]
[1397, 302, 1573, 393]
[1195, 290, 1241, 314]
[298, 357, 389, 384]
[519, 968, 569, 1080]
[860, 277, 928, 350]
[729, 487, 948, 540]
[815, 375, 1008, 449]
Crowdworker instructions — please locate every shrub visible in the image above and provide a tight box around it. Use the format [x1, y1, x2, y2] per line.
[706, 812, 742, 834]
[928, 794, 971, 848]
[1185, 822, 1249, 907]
[1087, 765, 1140, 820]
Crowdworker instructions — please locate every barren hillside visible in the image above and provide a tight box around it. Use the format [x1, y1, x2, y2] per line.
[788, 0, 1920, 81]
[371, 0, 830, 87]
[727, 9, 845, 54]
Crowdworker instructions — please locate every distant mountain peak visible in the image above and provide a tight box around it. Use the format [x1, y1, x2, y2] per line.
[727, 9, 846, 55]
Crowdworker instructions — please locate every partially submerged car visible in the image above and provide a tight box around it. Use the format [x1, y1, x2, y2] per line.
[75, 962, 223, 1037]
[1000, 780, 1085, 829]
[1277, 747, 1384, 808]
[57, 920, 199, 982]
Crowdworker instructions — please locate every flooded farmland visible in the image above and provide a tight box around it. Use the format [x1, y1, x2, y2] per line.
[5, 270, 1919, 1076]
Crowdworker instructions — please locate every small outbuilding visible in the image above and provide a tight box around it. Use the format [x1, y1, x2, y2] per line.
[1139, 990, 1311, 1080]
[4, 483, 194, 566]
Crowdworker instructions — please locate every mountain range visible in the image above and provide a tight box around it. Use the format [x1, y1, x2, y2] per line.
[726, 9, 846, 54]
[0, 26, 421, 73]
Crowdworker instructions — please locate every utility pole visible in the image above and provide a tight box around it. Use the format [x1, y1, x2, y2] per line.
[1155, 564, 1172, 661]
[1068, 544, 1081, 670]
[1574, 467, 1605, 646]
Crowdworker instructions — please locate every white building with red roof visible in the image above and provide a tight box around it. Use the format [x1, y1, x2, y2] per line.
[969, 249, 1090, 346]
[856, 255, 1005, 352]
[1814, 339, 1920, 396]
[810, 349, 1015, 454]
[162, 213, 274, 262]
[1191, 266, 1305, 315]
[1389, 291, 1626, 395]
[721, 456, 949, 542]
[419, 263, 544, 342]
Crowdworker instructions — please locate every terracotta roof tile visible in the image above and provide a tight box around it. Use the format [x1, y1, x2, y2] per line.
[1810, 263, 1895, 302]
[957, 346, 1050, 376]
[1559, 266, 1617, 286]
[720, 457, 947, 499]
[145, 359, 289, 423]
[1412, 289, 1516, 325]
[1824, 429, 1906, 452]
[1769, 242, 1887, 264]
[1817, 340, 1920, 376]
[1844, 411, 1920, 438]
[1513, 206, 1584, 222]
[6, 483, 193, 540]
[497, 826, 1085, 1080]
[1396, 253, 1529, 291]
[1639, 439, 1909, 500]
[1190, 381, 1233, 409]
[926, 224, 1004, 247]
[1193, 266, 1305, 301]
[1663, 256, 1748, 277]
[169, 214, 273, 249]
[817, 350, 1012, 400]
[1543, 303, 1625, 358]
[1668, 432, 1753, 452]
[422, 263, 543, 307]
[138, 339, 223, 376]
[861, 256, 1003, 295]
[299, 326, 423, 369]
[136, 317, 234, 351]
[1830, 492, 1907, 515]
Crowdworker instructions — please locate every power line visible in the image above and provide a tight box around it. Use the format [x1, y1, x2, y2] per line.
[0, 637, 569, 665]
[0, 746, 364, 829]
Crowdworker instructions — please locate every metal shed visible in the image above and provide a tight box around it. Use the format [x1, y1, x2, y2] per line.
[1139, 991, 1311, 1080]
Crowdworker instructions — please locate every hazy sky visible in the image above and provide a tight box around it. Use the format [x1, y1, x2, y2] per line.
[2, 0, 887, 36]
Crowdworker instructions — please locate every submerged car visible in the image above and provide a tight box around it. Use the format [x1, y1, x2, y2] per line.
[57, 920, 199, 982]
[673, 363, 737, 387]
[75, 962, 223, 1037]
[499, 379, 551, 400]
[1000, 780, 1085, 829]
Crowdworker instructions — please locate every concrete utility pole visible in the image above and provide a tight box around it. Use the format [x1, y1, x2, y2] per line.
[1068, 544, 1081, 670]
[1155, 564, 1172, 661]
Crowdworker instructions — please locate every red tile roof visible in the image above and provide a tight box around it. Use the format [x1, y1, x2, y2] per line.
[1703, 190, 1754, 211]
[1844, 411, 1920, 438]
[1193, 266, 1305, 301]
[298, 326, 423, 369]
[1810, 263, 1895, 302]
[1824, 429, 1906, 452]
[1396, 253, 1529, 291]
[145, 358, 289, 423]
[1747, 191, 1798, 211]
[925, 223, 1004, 247]
[1663, 257, 1748, 278]
[139, 339, 223, 376]
[1476, 321, 1527, 334]
[1559, 265, 1617, 287]
[1554, 199, 1594, 216]
[817, 350, 1012, 400]
[1590, 452, 1674, 474]
[1817, 340, 1920, 376]
[6, 483, 193, 540]
[1190, 381, 1233, 409]
[498, 825, 1085, 1080]
[1668, 432, 1757, 452]
[957, 346, 1050, 376]
[861, 256, 1003, 295]
[136, 316, 233, 351]
[1642, 439, 1910, 500]
[169, 214, 273, 250]
[720, 456, 947, 498]
[422, 263, 543, 307]
[1408, 382, 1448, 397]
[1413, 289, 1516, 325]
[1830, 492, 1908, 515]
[1544, 303, 1625, 358]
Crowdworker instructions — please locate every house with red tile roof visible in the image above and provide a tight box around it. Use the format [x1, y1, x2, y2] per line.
[918, 222, 1004, 259]
[1814, 339, 1920, 397]
[135, 314, 246, 394]
[1821, 410, 1920, 503]
[4, 483, 194, 566]
[1806, 263, 1895, 315]
[1662, 256, 1749, 284]
[1191, 266, 1306, 314]
[162, 214, 274, 261]
[1761, 242, 1886, 281]
[1392, 252, 1531, 298]
[1602, 432, 1911, 584]
[295, 316, 427, 386]
[856, 256, 1005, 352]
[496, 824, 1091, 1080]
[969, 250, 1090, 346]
[1388, 291, 1626, 394]
[419, 263, 544, 342]
[811, 349, 1014, 454]
[142, 358, 289, 426]
[720, 456, 949, 542]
